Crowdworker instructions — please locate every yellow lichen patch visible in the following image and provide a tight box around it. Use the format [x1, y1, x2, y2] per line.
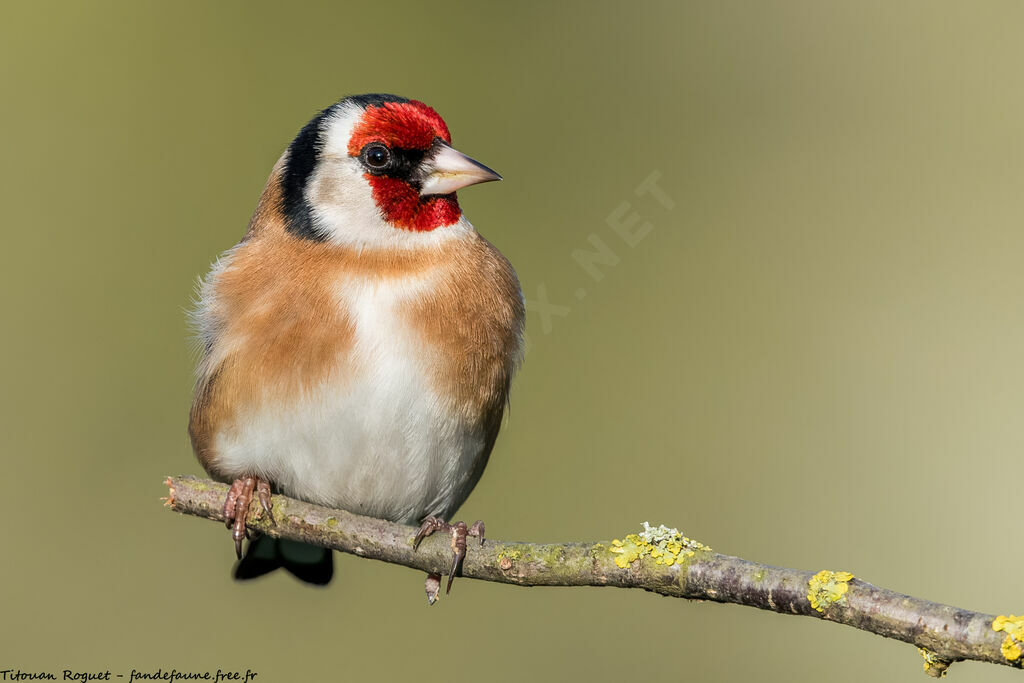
[918, 647, 949, 677]
[807, 570, 855, 613]
[992, 615, 1024, 662]
[498, 549, 522, 563]
[608, 522, 711, 570]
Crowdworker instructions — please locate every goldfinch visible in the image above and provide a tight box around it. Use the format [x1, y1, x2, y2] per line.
[189, 94, 524, 599]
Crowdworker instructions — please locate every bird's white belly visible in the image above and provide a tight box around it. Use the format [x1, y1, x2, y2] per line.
[214, 277, 485, 524]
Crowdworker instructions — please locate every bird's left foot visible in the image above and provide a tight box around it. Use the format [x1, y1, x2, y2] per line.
[413, 516, 484, 603]
[222, 476, 274, 559]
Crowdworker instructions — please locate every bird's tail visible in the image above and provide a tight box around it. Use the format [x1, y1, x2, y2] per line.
[234, 535, 334, 585]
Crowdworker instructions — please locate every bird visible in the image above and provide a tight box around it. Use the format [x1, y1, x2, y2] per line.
[188, 93, 524, 601]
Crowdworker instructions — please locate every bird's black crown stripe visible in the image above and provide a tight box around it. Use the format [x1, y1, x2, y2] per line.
[343, 93, 410, 110]
[280, 94, 411, 241]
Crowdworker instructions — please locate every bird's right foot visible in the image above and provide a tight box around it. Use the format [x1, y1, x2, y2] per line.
[222, 476, 274, 558]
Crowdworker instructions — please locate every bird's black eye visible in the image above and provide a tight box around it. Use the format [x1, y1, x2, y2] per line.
[363, 144, 392, 170]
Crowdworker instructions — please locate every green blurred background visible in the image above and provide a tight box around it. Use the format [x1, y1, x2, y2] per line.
[2, 1, 1022, 681]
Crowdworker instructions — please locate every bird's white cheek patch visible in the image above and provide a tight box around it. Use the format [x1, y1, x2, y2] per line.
[213, 271, 487, 524]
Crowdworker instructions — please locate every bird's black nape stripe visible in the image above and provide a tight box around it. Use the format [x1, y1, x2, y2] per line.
[281, 106, 332, 241]
[280, 94, 412, 241]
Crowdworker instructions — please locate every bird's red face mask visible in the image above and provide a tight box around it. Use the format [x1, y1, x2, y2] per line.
[348, 101, 501, 232]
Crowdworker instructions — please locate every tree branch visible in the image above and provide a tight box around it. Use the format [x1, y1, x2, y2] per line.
[164, 475, 1021, 677]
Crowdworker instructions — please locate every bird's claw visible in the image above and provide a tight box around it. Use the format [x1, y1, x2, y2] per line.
[412, 515, 447, 551]
[424, 573, 442, 605]
[413, 516, 486, 601]
[469, 520, 485, 545]
[222, 476, 274, 559]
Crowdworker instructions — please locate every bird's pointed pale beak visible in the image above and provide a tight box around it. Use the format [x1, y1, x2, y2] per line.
[419, 140, 502, 197]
